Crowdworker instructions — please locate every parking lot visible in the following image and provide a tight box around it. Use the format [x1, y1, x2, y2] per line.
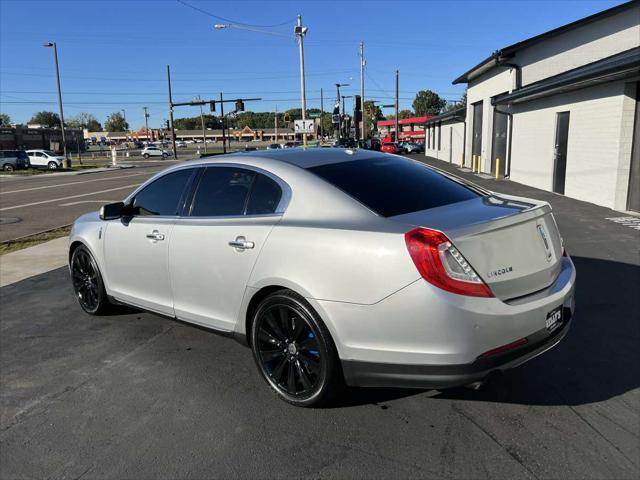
[0, 154, 637, 479]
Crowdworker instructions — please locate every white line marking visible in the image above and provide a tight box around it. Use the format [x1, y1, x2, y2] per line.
[59, 200, 118, 206]
[0, 183, 140, 212]
[0, 172, 151, 195]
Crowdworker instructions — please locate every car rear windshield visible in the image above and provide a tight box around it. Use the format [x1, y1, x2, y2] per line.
[307, 157, 480, 217]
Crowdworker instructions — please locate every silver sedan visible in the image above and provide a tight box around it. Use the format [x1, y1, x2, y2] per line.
[68, 149, 576, 407]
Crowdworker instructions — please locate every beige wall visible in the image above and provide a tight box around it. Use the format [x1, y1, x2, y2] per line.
[515, 6, 640, 86]
[510, 81, 634, 210]
[424, 120, 465, 165]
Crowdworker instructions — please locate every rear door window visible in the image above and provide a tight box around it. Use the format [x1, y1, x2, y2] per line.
[246, 174, 282, 215]
[308, 157, 480, 217]
[190, 167, 255, 217]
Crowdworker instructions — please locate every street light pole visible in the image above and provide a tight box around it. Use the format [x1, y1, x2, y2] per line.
[196, 95, 207, 153]
[143, 107, 150, 144]
[360, 41, 365, 141]
[44, 42, 69, 168]
[220, 92, 226, 154]
[274, 105, 278, 145]
[166, 65, 178, 159]
[320, 88, 324, 138]
[395, 69, 399, 144]
[295, 15, 308, 146]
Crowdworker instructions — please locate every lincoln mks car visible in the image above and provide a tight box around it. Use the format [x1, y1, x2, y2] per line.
[69, 149, 575, 407]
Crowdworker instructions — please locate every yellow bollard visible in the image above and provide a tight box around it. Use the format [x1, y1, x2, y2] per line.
[495, 158, 500, 180]
[472, 155, 476, 172]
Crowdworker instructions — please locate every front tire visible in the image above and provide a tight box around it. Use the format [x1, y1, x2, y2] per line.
[3, 164, 14, 172]
[250, 289, 343, 407]
[162, 153, 168, 159]
[70, 245, 111, 315]
[48, 161, 58, 170]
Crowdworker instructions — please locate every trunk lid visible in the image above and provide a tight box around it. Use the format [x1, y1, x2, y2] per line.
[391, 193, 563, 300]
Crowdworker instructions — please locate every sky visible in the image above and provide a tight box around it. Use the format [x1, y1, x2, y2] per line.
[0, 0, 627, 129]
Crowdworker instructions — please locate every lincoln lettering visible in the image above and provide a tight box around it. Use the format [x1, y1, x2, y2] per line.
[487, 266, 514, 278]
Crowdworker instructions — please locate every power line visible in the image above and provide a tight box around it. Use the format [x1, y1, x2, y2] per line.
[177, 0, 295, 28]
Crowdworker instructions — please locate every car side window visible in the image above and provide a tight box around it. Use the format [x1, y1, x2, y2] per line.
[246, 174, 283, 215]
[132, 169, 193, 216]
[190, 167, 255, 217]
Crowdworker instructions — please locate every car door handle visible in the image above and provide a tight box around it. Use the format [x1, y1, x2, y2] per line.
[229, 236, 254, 250]
[146, 230, 165, 241]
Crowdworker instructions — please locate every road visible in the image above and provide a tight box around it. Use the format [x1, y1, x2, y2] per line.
[0, 154, 638, 479]
[0, 160, 180, 241]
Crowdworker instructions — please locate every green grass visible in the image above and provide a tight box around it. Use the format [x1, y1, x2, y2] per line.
[2, 165, 99, 176]
[0, 226, 71, 255]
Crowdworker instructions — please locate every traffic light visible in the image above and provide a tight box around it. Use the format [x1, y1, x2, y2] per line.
[165, 120, 170, 129]
[210, 101, 216, 112]
[354, 95, 362, 111]
[235, 100, 244, 112]
[283, 112, 290, 122]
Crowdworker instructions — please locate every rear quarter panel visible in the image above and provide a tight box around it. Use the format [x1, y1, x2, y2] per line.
[248, 220, 420, 305]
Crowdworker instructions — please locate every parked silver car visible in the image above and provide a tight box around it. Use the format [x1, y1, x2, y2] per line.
[68, 149, 575, 407]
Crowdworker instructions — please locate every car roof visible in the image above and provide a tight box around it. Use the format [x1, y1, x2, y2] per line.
[218, 147, 389, 169]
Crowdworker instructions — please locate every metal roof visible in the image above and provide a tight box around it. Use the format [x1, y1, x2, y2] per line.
[453, 0, 638, 85]
[423, 107, 467, 125]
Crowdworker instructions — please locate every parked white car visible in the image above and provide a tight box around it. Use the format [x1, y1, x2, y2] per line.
[26, 149, 65, 169]
[141, 146, 169, 159]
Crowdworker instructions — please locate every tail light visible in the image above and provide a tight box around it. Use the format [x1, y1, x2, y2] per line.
[404, 227, 494, 297]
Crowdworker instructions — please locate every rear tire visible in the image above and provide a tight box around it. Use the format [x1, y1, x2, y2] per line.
[48, 161, 58, 170]
[70, 245, 112, 315]
[3, 164, 14, 172]
[143, 153, 150, 159]
[250, 289, 343, 407]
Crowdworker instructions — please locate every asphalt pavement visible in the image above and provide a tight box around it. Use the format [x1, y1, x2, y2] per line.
[0, 154, 638, 479]
[0, 161, 179, 241]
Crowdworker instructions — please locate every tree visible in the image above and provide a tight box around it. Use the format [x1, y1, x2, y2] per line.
[0, 113, 11, 126]
[29, 111, 61, 128]
[68, 112, 101, 131]
[104, 112, 129, 132]
[412, 90, 447, 116]
[444, 89, 467, 113]
[398, 109, 414, 120]
[362, 101, 384, 136]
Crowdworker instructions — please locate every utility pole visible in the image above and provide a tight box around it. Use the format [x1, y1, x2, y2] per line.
[166, 65, 178, 159]
[220, 92, 226, 154]
[295, 15, 308, 146]
[395, 69, 399, 144]
[320, 88, 324, 138]
[143, 107, 150, 144]
[197, 95, 207, 153]
[43, 42, 69, 167]
[360, 41, 365, 141]
[274, 105, 278, 145]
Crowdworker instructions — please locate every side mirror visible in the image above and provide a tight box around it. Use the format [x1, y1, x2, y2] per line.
[99, 202, 125, 220]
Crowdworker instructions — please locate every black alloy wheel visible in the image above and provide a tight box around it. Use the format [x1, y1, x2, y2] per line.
[251, 290, 342, 407]
[71, 245, 110, 315]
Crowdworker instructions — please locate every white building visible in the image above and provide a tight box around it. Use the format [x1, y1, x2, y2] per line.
[451, 0, 640, 212]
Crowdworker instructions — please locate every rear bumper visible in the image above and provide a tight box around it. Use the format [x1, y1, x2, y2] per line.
[342, 311, 572, 389]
